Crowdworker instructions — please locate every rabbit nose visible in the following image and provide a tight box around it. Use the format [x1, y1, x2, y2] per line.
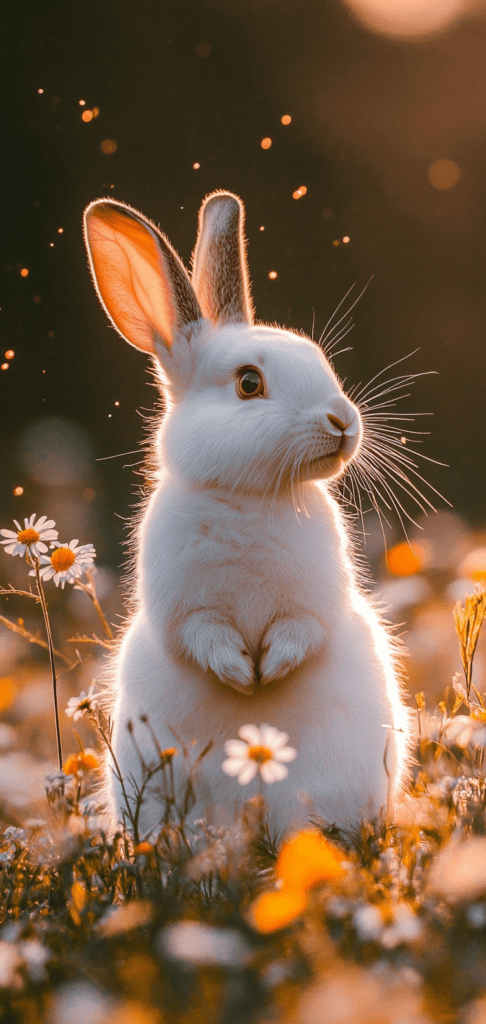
[327, 413, 347, 434]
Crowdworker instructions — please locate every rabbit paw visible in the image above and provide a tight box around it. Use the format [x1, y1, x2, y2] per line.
[259, 615, 326, 685]
[178, 613, 255, 694]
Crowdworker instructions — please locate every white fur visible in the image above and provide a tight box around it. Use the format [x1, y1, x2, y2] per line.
[84, 194, 412, 838]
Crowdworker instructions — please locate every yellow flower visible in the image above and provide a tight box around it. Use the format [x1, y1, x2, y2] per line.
[250, 886, 308, 934]
[276, 830, 345, 892]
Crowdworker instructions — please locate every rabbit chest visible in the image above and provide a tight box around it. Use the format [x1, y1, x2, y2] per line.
[139, 479, 347, 648]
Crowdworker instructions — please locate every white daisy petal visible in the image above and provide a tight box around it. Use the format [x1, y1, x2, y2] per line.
[261, 760, 288, 784]
[36, 542, 48, 553]
[0, 530, 17, 540]
[275, 746, 297, 763]
[237, 760, 258, 785]
[222, 757, 248, 777]
[239, 724, 261, 746]
[224, 740, 249, 758]
[260, 725, 288, 749]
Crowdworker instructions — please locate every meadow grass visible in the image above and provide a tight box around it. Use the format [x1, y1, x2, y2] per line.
[0, 524, 486, 1022]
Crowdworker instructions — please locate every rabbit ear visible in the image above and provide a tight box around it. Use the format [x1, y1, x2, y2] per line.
[84, 199, 202, 353]
[192, 191, 254, 326]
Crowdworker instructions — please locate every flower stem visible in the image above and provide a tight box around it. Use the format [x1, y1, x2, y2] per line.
[75, 574, 113, 640]
[31, 557, 63, 770]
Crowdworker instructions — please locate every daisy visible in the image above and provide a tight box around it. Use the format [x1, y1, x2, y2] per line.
[222, 724, 296, 785]
[29, 538, 96, 589]
[65, 684, 100, 721]
[0, 515, 58, 558]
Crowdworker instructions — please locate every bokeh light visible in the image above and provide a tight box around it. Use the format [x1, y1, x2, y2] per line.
[261, 137, 272, 149]
[387, 541, 425, 576]
[101, 139, 118, 154]
[427, 159, 461, 190]
[342, 0, 468, 38]
[268, 270, 278, 279]
[281, 114, 292, 124]
[17, 417, 93, 487]
[81, 110, 93, 123]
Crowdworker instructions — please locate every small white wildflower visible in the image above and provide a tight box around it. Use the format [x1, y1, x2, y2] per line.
[29, 538, 96, 588]
[381, 903, 423, 948]
[444, 713, 486, 749]
[65, 684, 100, 721]
[467, 903, 486, 929]
[0, 941, 21, 988]
[353, 903, 384, 942]
[20, 939, 49, 981]
[0, 514, 58, 558]
[160, 921, 250, 967]
[222, 724, 296, 785]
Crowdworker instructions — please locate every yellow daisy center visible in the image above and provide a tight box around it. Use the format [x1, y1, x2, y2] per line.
[248, 744, 273, 764]
[51, 547, 76, 572]
[17, 528, 40, 546]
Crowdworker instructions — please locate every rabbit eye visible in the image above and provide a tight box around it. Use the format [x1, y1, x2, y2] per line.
[236, 367, 265, 399]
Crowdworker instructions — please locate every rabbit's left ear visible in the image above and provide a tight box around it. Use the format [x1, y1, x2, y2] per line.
[192, 191, 254, 326]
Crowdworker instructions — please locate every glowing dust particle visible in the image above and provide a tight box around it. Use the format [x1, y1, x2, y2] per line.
[20, 268, 29, 277]
[38, 88, 44, 94]
[268, 271, 278, 279]
[1, 363, 8, 371]
[49, 243, 54, 248]
[195, 41, 212, 58]
[298, 185, 307, 196]
[108, 414, 112, 418]
[79, 99, 86, 106]
[343, 236, 350, 243]
[92, 107, 100, 118]
[293, 186, 307, 200]
[401, 436, 407, 444]
[13, 487, 23, 496]
[82, 110, 93, 122]
[5, 350, 14, 360]
[281, 115, 292, 125]
[261, 137, 272, 150]
[332, 240, 340, 247]
[427, 158, 461, 190]
[101, 139, 118, 155]
[259, 226, 265, 231]
[114, 401, 120, 406]
[58, 228, 64, 234]
[192, 162, 200, 169]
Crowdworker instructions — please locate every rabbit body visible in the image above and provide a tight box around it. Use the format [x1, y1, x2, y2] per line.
[84, 194, 411, 837]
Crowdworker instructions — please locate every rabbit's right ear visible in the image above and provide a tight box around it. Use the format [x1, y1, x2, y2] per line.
[192, 191, 254, 326]
[84, 200, 202, 354]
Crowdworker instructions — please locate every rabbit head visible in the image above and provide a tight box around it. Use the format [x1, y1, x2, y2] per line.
[84, 191, 362, 494]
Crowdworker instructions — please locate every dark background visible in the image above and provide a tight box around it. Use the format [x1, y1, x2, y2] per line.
[2, 0, 486, 571]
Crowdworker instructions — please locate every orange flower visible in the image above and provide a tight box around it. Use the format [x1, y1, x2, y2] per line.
[63, 748, 99, 776]
[276, 830, 344, 892]
[250, 886, 307, 934]
[134, 841, 154, 856]
[63, 753, 81, 776]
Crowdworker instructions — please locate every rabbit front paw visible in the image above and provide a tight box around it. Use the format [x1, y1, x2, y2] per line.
[177, 613, 255, 694]
[259, 615, 326, 684]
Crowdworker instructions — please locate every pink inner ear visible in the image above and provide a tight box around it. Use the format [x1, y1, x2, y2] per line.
[85, 203, 177, 352]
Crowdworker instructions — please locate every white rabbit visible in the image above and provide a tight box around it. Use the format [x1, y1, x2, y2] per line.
[84, 190, 412, 837]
